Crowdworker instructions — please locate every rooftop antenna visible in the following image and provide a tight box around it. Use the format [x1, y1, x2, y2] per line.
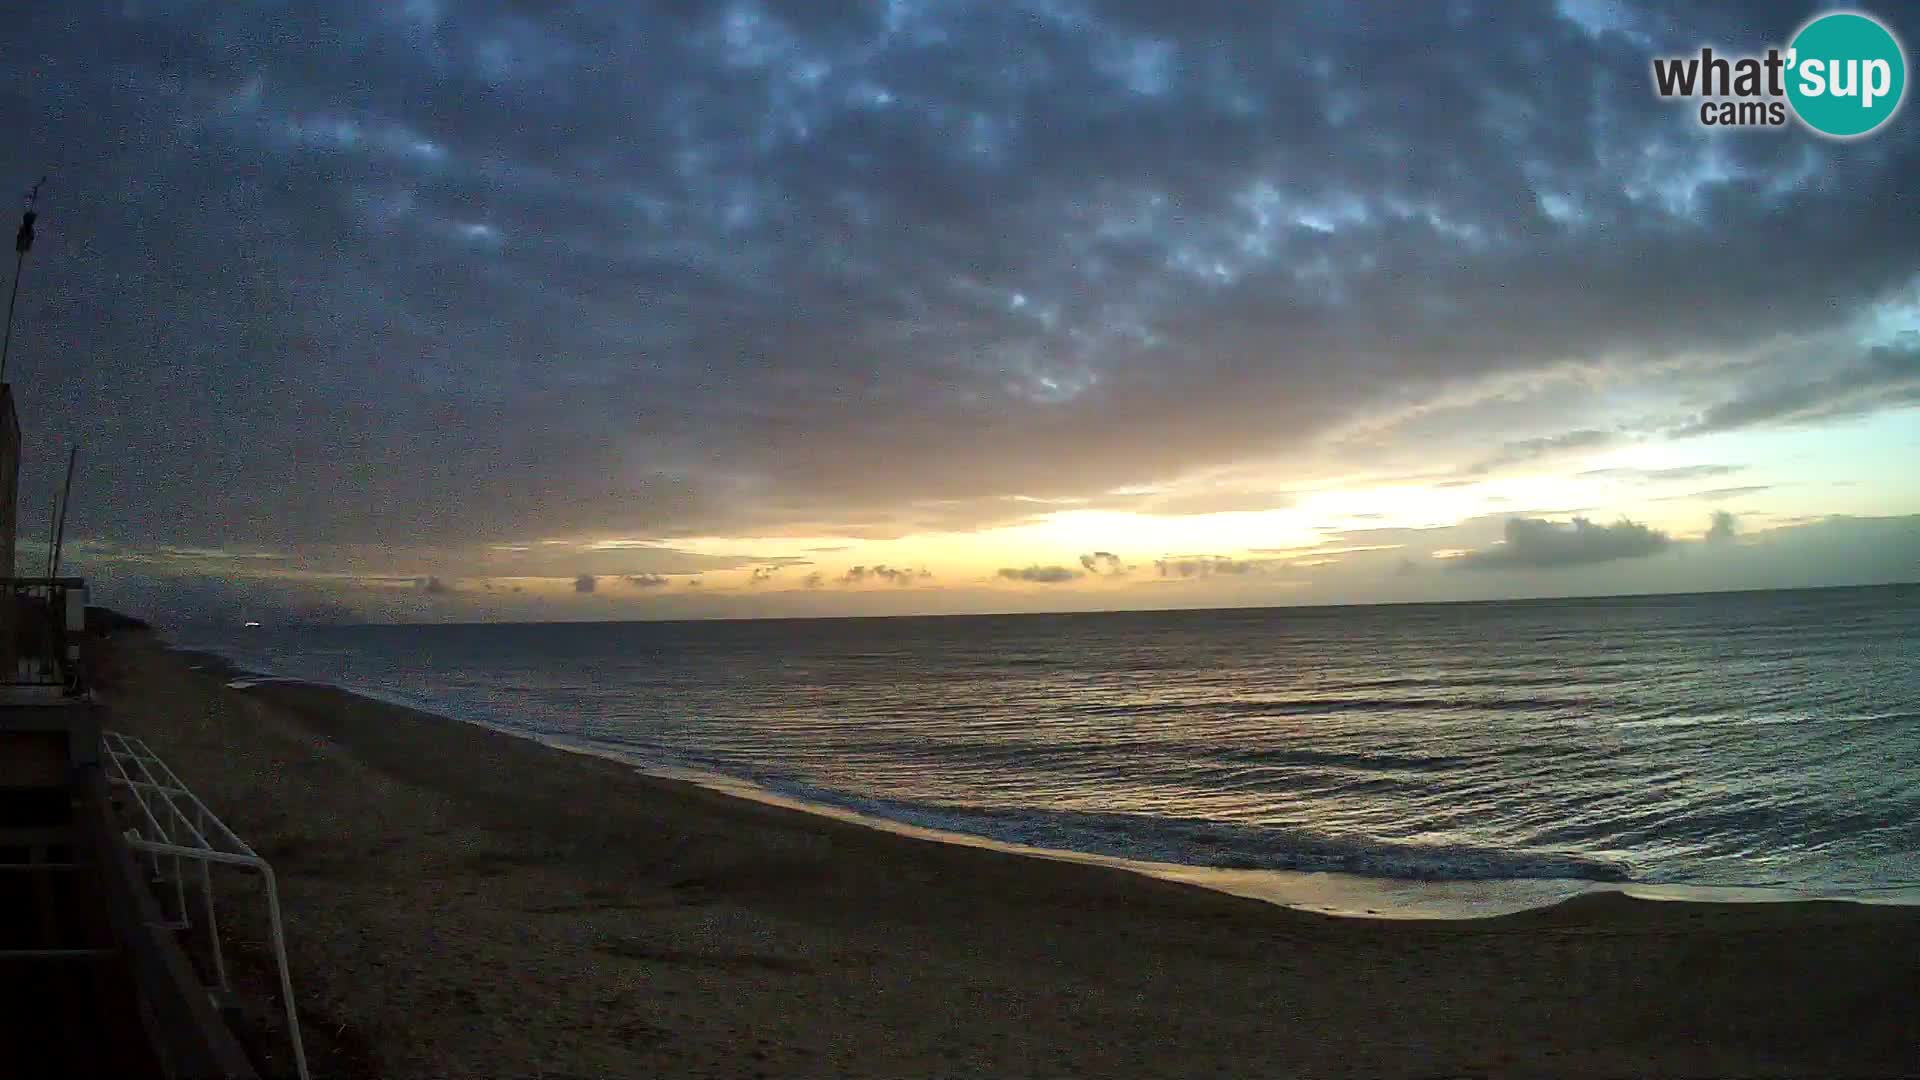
[0, 176, 45, 384]
[40, 458, 58, 580]
[49, 444, 76, 578]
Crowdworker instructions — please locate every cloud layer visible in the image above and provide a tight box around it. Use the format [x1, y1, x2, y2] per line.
[0, 2, 1914, 619]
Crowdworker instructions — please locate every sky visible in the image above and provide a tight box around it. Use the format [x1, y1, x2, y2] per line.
[0, 0, 1916, 624]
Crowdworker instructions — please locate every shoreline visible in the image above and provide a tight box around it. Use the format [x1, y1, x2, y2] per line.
[167, 643, 1920, 921]
[97, 631, 1920, 1078]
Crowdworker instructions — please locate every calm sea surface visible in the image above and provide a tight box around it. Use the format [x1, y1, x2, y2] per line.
[181, 586, 1920, 902]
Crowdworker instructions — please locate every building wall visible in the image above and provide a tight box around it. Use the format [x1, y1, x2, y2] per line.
[0, 384, 17, 577]
[0, 385, 18, 672]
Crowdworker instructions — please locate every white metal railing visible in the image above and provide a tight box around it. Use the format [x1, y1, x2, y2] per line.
[101, 730, 309, 1080]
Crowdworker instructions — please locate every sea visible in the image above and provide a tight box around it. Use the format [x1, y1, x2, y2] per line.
[178, 585, 1920, 916]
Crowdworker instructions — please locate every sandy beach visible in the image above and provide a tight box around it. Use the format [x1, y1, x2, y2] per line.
[92, 630, 1919, 1079]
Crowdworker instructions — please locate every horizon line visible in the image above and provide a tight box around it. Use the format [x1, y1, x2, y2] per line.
[152, 579, 1919, 631]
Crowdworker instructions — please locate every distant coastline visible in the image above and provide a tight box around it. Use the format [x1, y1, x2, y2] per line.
[169, 578, 1920, 630]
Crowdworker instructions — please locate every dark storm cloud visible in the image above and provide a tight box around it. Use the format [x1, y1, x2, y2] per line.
[1675, 344, 1920, 437]
[6, 0, 1919, 572]
[998, 565, 1082, 584]
[1456, 516, 1670, 570]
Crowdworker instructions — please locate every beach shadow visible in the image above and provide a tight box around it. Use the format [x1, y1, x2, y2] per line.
[592, 934, 813, 975]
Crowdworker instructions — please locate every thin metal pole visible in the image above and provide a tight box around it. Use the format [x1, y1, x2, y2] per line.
[50, 444, 75, 576]
[0, 246, 24, 382]
[0, 177, 44, 385]
[41, 469, 58, 580]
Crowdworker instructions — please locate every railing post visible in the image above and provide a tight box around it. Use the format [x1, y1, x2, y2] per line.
[260, 864, 308, 1080]
[200, 858, 229, 993]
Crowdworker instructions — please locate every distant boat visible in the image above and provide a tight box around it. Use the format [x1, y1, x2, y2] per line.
[243, 621, 261, 628]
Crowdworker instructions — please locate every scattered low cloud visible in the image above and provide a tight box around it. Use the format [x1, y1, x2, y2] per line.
[627, 574, 670, 588]
[1078, 551, 1129, 576]
[1707, 510, 1738, 544]
[802, 572, 825, 589]
[1455, 517, 1670, 571]
[573, 573, 597, 593]
[997, 565, 1083, 584]
[1466, 429, 1617, 475]
[842, 564, 933, 586]
[1126, 491, 1295, 517]
[1250, 543, 1404, 558]
[1154, 556, 1267, 578]
[1581, 464, 1744, 483]
[417, 575, 450, 594]
[1654, 485, 1772, 502]
[749, 566, 779, 585]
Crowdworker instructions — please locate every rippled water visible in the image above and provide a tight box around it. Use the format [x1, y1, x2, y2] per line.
[183, 585, 1920, 896]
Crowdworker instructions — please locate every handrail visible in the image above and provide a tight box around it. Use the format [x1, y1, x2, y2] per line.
[77, 767, 259, 1079]
[102, 731, 308, 1080]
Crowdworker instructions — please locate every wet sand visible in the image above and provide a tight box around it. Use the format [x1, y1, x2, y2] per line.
[94, 631, 1920, 1078]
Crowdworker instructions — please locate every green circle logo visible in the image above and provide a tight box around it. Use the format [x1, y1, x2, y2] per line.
[1786, 12, 1907, 138]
